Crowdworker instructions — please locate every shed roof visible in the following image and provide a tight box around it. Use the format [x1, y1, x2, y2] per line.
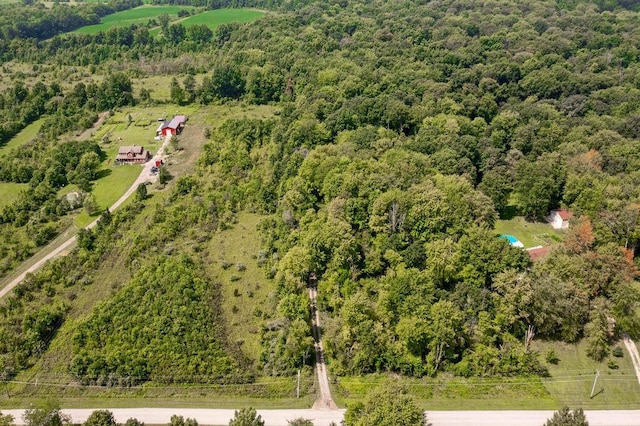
[555, 209, 574, 220]
[527, 246, 550, 261]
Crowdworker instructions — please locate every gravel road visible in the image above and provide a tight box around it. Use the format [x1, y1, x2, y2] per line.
[2, 409, 640, 426]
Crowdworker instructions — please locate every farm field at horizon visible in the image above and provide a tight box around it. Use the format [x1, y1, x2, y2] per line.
[72, 5, 265, 35]
[72, 5, 195, 34]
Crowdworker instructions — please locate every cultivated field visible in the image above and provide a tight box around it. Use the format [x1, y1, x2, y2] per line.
[73, 5, 194, 35]
[179, 9, 266, 29]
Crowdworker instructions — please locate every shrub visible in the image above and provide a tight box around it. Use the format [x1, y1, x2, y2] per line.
[546, 349, 560, 365]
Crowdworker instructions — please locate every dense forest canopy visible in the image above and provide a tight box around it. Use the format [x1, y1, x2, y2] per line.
[1, 0, 640, 388]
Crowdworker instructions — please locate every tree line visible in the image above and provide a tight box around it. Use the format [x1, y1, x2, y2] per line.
[0, 0, 142, 41]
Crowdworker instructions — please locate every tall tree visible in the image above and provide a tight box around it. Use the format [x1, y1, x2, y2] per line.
[228, 408, 264, 426]
[22, 400, 71, 426]
[84, 411, 116, 426]
[544, 407, 589, 426]
[343, 383, 425, 426]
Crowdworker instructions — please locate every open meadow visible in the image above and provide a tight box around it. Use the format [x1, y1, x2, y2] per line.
[0, 117, 46, 156]
[0, 119, 43, 209]
[0, 182, 27, 210]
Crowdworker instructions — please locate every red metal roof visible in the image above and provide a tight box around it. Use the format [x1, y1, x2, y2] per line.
[556, 209, 574, 220]
[527, 246, 550, 261]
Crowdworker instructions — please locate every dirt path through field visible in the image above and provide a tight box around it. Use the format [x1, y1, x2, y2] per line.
[308, 285, 337, 410]
[77, 111, 109, 141]
[622, 334, 640, 385]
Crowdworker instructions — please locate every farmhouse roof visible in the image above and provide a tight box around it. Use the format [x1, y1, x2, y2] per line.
[118, 145, 145, 155]
[116, 145, 150, 161]
[527, 246, 550, 261]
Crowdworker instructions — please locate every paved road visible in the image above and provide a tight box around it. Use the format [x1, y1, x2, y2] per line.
[2, 409, 640, 426]
[0, 135, 171, 301]
[308, 286, 337, 410]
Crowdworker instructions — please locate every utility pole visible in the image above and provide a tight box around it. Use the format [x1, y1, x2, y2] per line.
[590, 369, 600, 398]
[296, 370, 301, 399]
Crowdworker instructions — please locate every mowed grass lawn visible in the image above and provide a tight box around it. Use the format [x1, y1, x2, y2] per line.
[494, 216, 563, 249]
[533, 340, 640, 409]
[73, 5, 194, 34]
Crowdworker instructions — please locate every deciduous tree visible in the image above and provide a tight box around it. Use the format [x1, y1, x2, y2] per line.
[228, 408, 264, 426]
[544, 407, 589, 426]
[343, 383, 425, 426]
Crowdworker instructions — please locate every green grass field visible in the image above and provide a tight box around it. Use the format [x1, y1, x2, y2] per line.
[494, 216, 563, 249]
[205, 212, 273, 361]
[333, 339, 640, 410]
[0, 182, 27, 210]
[180, 9, 265, 29]
[534, 340, 640, 409]
[0, 117, 46, 156]
[0, 118, 45, 210]
[73, 5, 194, 34]
[333, 374, 555, 410]
[147, 8, 266, 37]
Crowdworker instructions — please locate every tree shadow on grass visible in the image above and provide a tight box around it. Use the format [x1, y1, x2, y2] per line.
[500, 205, 518, 220]
[95, 168, 112, 180]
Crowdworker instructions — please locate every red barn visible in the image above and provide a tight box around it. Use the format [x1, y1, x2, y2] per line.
[156, 115, 187, 137]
